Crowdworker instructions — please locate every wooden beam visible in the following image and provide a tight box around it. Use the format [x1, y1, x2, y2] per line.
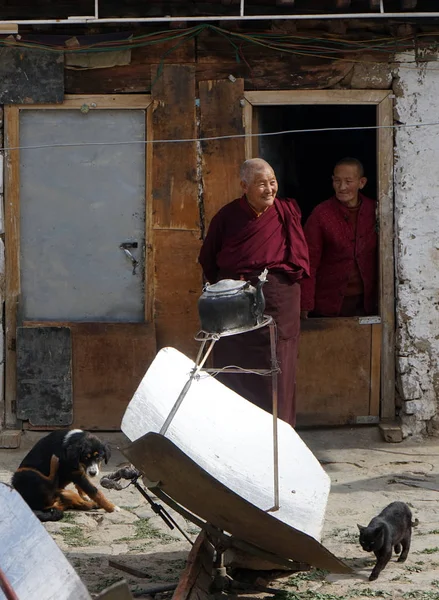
[199, 78, 245, 228]
[369, 323, 382, 417]
[154, 229, 202, 359]
[18, 94, 151, 110]
[4, 106, 20, 429]
[151, 65, 199, 230]
[377, 94, 395, 421]
[245, 90, 391, 106]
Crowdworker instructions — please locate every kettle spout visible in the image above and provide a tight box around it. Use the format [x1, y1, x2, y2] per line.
[254, 268, 268, 322]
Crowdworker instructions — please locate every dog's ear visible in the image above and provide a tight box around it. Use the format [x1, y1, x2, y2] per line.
[63, 439, 82, 465]
[103, 443, 111, 464]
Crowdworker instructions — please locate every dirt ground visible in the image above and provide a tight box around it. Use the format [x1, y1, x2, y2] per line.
[2, 426, 439, 600]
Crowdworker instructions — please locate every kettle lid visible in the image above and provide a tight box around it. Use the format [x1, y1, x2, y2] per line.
[204, 279, 249, 295]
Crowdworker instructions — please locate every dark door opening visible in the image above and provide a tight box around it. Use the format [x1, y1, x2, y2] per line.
[256, 104, 377, 223]
[253, 102, 381, 426]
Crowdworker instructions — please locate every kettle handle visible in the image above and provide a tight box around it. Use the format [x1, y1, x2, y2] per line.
[258, 268, 269, 283]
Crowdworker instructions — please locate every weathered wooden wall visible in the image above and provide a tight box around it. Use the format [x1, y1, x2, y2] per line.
[2, 28, 397, 431]
[65, 32, 392, 95]
[36, 32, 395, 364]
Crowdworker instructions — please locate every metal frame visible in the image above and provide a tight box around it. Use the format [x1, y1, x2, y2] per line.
[0, 1, 436, 25]
[159, 316, 281, 511]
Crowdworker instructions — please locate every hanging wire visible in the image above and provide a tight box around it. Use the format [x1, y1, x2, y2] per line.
[3, 120, 438, 153]
[2, 23, 439, 70]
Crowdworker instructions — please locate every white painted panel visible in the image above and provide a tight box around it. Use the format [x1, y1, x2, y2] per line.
[19, 109, 145, 322]
[122, 347, 330, 541]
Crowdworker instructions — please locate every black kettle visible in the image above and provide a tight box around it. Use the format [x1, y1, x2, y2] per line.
[198, 269, 268, 335]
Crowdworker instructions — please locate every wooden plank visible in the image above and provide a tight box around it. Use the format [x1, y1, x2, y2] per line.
[4, 105, 20, 429]
[173, 531, 214, 600]
[0, 47, 64, 104]
[65, 65, 152, 95]
[65, 40, 196, 95]
[377, 95, 395, 420]
[296, 318, 372, 426]
[243, 98, 254, 160]
[145, 103, 155, 322]
[369, 323, 382, 417]
[71, 323, 156, 430]
[197, 57, 355, 91]
[16, 327, 73, 427]
[151, 64, 199, 230]
[245, 90, 391, 105]
[199, 78, 246, 227]
[154, 230, 202, 359]
[18, 94, 151, 110]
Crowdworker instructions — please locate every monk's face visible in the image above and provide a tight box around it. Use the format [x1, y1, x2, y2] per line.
[332, 164, 367, 208]
[241, 166, 278, 213]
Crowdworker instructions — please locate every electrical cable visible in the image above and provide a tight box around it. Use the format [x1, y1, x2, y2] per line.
[3, 119, 438, 153]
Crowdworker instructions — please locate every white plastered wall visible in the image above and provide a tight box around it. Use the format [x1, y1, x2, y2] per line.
[394, 50, 439, 437]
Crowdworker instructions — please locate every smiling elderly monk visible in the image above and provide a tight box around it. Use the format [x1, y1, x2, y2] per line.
[198, 158, 309, 428]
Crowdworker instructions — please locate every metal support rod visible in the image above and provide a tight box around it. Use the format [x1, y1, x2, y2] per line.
[0, 567, 19, 600]
[159, 338, 216, 435]
[133, 480, 194, 545]
[267, 319, 280, 512]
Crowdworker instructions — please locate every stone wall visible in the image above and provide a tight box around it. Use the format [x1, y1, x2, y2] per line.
[394, 50, 439, 437]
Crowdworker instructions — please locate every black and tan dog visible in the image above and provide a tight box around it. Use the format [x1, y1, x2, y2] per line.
[12, 429, 119, 522]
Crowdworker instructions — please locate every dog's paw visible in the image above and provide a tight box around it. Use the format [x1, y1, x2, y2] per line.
[105, 503, 121, 513]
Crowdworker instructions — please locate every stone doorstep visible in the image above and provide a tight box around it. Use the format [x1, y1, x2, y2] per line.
[0, 429, 22, 448]
[378, 421, 403, 443]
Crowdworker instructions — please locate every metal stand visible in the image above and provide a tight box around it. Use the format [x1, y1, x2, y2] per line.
[159, 315, 281, 511]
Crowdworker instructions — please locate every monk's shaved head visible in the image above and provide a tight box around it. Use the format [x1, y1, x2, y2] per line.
[334, 157, 364, 178]
[240, 158, 275, 183]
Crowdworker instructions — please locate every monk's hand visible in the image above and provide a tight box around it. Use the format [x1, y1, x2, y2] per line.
[300, 311, 309, 320]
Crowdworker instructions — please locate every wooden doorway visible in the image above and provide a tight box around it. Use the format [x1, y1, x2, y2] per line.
[4, 95, 157, 430]
[243, 90, 394, 426]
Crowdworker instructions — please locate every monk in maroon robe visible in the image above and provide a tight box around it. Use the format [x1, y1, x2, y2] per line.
[301, 157, 378, 318]
[198, 159, 309, 427]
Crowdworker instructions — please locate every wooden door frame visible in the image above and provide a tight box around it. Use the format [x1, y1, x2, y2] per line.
[243, 90, 395, 421]
[3, 94, 152, 428]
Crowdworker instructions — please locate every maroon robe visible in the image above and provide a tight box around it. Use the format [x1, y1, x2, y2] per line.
[300, 194, 377, 317]
[198, 195, 309, 427]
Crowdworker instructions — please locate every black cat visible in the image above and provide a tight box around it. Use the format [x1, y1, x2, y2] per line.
[358, 501, 415, 581]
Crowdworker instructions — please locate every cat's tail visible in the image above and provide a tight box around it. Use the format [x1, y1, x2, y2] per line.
[412, 518, 420, 528]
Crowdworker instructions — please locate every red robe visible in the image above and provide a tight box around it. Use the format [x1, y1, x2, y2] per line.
[300, 194, 378, 317]
[198, 195, 309, 428]
[199, 196, 309, 283]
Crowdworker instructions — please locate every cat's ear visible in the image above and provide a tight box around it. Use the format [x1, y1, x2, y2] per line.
[357, 524, 365, 532]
